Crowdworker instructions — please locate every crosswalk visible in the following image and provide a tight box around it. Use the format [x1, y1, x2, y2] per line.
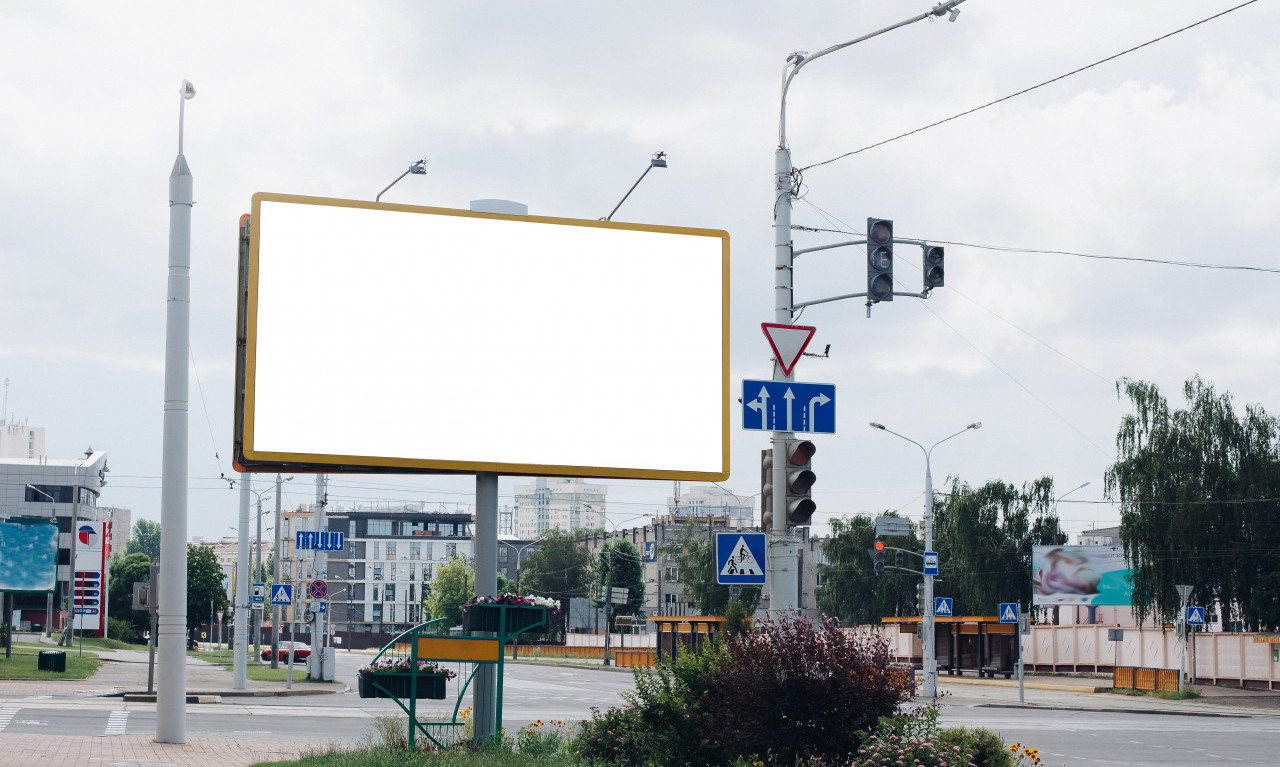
[103, 711, 128, 736]
[0, 708, 16, 733]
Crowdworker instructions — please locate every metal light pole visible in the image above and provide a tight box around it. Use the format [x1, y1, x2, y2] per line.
[766, 0, 967, 615]
[245, 486, 271, 659]
[375, 158, 427, 202]
[604, 151, 667, 221]
[26, 485, 66, 639]
[869, 420, 981, 698]
[271, 474, 293, 670]
[233, 474, 250, 690]
[156, 78, 195, 744]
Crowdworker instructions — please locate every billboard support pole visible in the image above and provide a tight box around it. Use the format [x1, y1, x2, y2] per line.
[473, 471, 499, 742]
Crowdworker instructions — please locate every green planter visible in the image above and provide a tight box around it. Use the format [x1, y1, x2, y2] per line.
[462, 604, 547, 634]
[358, 672, 447, 699]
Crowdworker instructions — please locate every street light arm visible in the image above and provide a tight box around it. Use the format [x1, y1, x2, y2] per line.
[604, 152, 667, 221]
[926, 421, 983, 461]
[778, 0, 968, 148]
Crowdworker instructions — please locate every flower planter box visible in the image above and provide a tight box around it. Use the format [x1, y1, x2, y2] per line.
[462, 604, 548, 634]
[358, 672, 447, 699]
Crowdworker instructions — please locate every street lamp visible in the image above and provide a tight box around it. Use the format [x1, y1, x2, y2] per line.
[270, 474, 294, 670]
[27, 485, 69, 641]
[765, 0, 968, 613]
[244, 484, 272, 660]
[869, 420, 981, 698]
[603, 151, 667, 221]
[594, 509, 650, 666]
[375, 158, 427, 202]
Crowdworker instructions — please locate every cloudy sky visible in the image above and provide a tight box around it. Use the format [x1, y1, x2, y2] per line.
[3, 0, 1276, 545]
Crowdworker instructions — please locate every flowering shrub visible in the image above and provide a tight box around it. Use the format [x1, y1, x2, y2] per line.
[855, 734, 978, 767]
[570, 704, 649, 767]
[465, 594, 563, 617]
[357, 658, 457, 678]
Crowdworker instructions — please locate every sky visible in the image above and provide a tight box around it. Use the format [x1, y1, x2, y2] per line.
[2, 0, 1277, 545]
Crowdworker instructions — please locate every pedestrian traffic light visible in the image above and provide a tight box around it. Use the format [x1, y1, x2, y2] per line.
[923, 244, 944, 289]
[873, 540, 885, 574]
[894, 550, 905, 568]
[867, 217, 893, 302]
[784, 438, 816, 527]
[760, 449, 774, 531]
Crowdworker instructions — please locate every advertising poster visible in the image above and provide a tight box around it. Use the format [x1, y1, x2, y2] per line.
[0, 521, 59, 592]
[1032, 545, 1133, 606]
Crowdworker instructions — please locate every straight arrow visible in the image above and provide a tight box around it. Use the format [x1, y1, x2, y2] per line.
[783, 388, 795, 431]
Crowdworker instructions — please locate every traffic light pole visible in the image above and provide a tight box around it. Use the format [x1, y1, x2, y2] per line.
[766, 0, 967, 615]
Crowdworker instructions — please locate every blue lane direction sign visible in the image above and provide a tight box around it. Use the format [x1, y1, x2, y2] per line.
[742, 380, 835, 434]
[715, 532, 767, 585]
[317, 602, 327, 614]
[934, 597, 953, 617]
[998, 602, 1019, 624]
[923, 551, 939, 575]
[271, 584, 293, 606]
[1186, 606, 1206, 626]
[296, 530, 345, 551]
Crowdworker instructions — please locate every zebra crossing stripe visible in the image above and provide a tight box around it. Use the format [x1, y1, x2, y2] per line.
[0, 709, 16, 733]
[104, 710, 128, 736]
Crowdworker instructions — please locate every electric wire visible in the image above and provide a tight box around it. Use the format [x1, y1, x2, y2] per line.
[799, 0, 1263, 173]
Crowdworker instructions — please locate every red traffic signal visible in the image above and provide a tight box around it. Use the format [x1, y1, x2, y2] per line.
[874, 540, 885, 552]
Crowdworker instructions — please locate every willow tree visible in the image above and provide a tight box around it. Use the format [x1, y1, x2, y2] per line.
[931, 476, 1062, 616]
[816, 514, 918, 625]
[1106, 376, 1280, 629]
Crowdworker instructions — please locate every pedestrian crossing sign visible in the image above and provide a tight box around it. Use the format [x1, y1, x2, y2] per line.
[1187, 606, 1205, 626]
[715, 533, 767, 585]
[934, 597, 953, 617]
[998, 602, 1019, 623]
[271, 584, 293, 605]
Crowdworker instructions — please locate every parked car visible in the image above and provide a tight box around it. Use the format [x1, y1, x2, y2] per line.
[261, 641, 311, 663]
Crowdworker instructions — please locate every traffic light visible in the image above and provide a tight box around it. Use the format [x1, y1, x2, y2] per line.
[867, 217, 893, 302]
[894, 550, 905, 568]
[784, 439, 817, 527]
[916, 581, 925, 612]
[760, 449, 774, 531]
[873, 540, 885, 574]
[923, 244, 944, 289]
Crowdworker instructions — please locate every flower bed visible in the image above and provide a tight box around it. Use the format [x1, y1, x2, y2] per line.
[462, 595, 560, 633]
[357, 659, 456, 699]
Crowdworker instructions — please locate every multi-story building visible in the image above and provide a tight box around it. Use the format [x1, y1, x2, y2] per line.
[512, 478, 606, 538]
[279, 505, 474, 637]
[0, 443, 124, 634]
[667, 485, 754, 529]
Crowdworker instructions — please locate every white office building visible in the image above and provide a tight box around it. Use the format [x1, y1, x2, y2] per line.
[513, 478, 606, 538]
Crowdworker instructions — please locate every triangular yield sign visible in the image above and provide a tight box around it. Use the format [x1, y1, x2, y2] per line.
[761, 323, 816, 376]
[720, 536, 764, 577]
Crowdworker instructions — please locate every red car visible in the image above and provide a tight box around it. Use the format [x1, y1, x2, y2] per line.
[261, 642, 311, 663]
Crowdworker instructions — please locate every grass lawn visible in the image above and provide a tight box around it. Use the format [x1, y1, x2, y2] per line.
[0, 648, 102, 679]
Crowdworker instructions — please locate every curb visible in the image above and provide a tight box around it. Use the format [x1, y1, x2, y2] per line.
[112, 683, 348, 701]
[977, 701, 1262, 718]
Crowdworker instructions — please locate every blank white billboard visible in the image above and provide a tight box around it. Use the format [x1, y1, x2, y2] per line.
[236, 193, 729, 480]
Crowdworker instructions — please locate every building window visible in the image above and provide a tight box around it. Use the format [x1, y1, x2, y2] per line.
[372, 605, 382, 621]
[386, 542, 397, 560]
[372, 542, 381, 560]
[385, 584, 395, 601]
[373, 567, 382, 581]
[445, 543, 457, 559]
[410, 542, 421, 560]
[348, 563, 356, 578]
[425, 543, 434, 560]
[664, 566, 679, 582]
[25, 485, 73, 503]
[367, 519, 392, 536]
[389, 563, 397, 581]
[498, 548, 508, 563]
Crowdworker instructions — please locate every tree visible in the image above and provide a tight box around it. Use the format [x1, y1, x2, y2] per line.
[426, 556, 474, 626]
[518, 529, 594, 603]
[126, 519, 161, 562]
[107, 552, 152, 638]
[186, 544, 228, 631]
[596, 539, 645, 619]
[662, 524, 760, 616]
[1106, 376, 1280, 629]
[815, 514, 916, 624]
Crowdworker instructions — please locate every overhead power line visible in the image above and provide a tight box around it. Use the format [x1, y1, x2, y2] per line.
[799, 0, 1262, 172]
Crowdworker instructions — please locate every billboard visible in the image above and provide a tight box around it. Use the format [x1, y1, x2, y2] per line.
[0, 521, 59, 592]
[235, 193, 730, 480]
[72, 520, 110, 633]
[1032, 545, 1133, 606]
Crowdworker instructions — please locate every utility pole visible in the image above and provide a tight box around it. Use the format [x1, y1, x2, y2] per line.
[764, 0, 967, 616]
[271, 474, 283, 670]
[309, 474, 329, 681]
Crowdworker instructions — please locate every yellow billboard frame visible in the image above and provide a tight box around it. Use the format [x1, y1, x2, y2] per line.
[234, 192, 730, 480]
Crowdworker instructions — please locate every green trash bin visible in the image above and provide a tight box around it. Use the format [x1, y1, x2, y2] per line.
[37, 650, 66, 672]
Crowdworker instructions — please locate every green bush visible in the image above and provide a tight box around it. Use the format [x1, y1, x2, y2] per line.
[937, 727, 1015, 767]
[108, 617, 138, 643]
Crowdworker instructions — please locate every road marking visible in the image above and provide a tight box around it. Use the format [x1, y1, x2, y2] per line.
[104, 710, 129, 736]
[0, 709, 15, 732]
